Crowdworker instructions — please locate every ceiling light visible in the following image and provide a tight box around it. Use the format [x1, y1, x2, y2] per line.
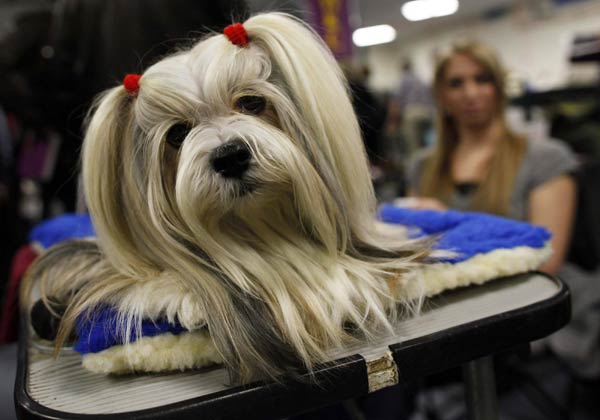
[401, 0, 460, 22]
[352, 25, 397, 47]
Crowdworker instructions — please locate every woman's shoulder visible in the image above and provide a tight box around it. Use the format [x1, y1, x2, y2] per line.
[522, 137, 578, 188]
[525, 137, 576, 161]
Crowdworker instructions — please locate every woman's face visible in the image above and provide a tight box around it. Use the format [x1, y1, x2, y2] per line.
[439, 53, 499, 129]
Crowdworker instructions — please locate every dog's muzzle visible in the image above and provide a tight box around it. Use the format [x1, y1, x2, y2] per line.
[211, 140, 251, 179]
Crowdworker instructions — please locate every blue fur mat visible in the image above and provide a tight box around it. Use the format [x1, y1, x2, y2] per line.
[74, 308, 186, 354]
[377, 205, 550, 263]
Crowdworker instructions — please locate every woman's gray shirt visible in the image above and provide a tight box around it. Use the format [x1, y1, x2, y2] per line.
[407, 138, 578, 220]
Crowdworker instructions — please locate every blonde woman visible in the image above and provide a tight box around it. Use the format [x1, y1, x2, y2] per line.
[407, 41, 577, 275]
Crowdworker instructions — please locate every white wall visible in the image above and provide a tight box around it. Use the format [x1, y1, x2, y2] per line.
[366, 1, 600, 92]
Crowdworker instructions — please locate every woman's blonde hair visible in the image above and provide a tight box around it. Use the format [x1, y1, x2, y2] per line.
[420, 40, 526, 216]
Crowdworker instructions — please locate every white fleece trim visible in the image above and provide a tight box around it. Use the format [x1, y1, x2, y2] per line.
[400, 242, 553, 300]
[82, 330, 223, 374]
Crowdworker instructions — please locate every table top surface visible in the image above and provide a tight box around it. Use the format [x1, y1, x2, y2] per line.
[16, 272, 570, 420]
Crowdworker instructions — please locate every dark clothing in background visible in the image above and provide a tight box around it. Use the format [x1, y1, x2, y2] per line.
[50, 0, 249, 104]
[0, 5, 54, 125]
[349, 79, 386, 165]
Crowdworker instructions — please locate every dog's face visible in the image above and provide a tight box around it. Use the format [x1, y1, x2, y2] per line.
[154, 46, 332, 237]
[79, 14, 420, 383]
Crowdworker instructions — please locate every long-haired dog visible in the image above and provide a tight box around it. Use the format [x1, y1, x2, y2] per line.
[23, 13, 428, 384]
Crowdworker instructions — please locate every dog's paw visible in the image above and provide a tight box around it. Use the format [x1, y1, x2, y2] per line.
[177, 295, 206, 330]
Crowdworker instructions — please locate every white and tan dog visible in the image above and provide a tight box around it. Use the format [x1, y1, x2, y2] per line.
[24, 13, 429, 384]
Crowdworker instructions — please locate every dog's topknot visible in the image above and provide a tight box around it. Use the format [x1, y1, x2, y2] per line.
[223, 22, 248, 47]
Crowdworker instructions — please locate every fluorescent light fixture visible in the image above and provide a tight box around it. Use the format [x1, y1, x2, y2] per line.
[402, 0, 460, 22]
[402, 1, 431, 21]
[352, 25, 397, 47]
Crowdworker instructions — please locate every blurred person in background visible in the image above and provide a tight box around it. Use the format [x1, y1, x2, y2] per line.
[344, 64, 394, 200]
[406, 40, 577, 275]
[406, 41, 600, 381]
[385, 59, 433, 166]
[346, 64, 386, 171]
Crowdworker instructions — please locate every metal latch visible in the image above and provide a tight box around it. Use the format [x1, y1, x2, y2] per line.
[365, 350, 399, 393]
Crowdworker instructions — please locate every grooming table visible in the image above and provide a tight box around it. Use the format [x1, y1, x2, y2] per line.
[15, 271, 570, 420]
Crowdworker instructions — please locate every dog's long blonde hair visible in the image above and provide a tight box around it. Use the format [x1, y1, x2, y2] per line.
[420, 41, 526, 216]
[23, 13, 428, 383]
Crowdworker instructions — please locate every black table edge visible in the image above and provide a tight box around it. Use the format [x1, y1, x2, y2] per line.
[15, 271, 570, 420]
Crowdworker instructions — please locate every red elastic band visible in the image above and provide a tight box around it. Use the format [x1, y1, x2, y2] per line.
[224, 23, 248, 47]
[123, 74, 141, 95]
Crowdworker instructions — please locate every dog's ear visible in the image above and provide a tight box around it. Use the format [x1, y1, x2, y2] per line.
[82, 87, 153, 273]
[244, 14, 376, 230]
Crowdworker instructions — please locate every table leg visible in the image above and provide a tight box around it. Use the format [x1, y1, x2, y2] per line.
[462, 356, 499, 420]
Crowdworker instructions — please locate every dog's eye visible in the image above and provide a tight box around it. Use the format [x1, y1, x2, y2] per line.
[236, 96, 266, 115]
[166, 123, 191, 148]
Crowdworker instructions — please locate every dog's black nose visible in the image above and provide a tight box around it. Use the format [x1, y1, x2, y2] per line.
[211, 140, 251, 179]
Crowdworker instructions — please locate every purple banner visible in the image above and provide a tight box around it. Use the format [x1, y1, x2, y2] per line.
[304, 0, 353, 59]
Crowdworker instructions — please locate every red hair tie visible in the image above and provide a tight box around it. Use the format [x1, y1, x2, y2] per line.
[123, 74, 141, 95]
[224, 23, 248, 47]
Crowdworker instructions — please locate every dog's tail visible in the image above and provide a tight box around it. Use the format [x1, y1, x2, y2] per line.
[20, 239, 119, 351]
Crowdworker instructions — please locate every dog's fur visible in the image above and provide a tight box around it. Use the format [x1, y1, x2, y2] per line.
[22, 13, 428, 384]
